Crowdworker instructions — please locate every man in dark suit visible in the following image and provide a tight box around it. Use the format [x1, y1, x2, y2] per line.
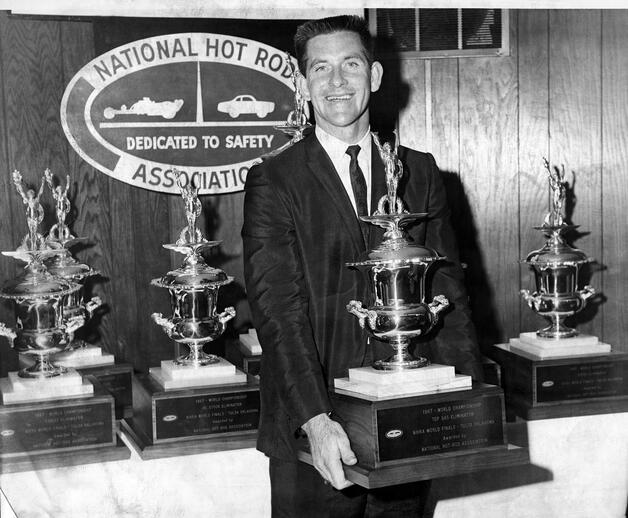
[242, 15, 483, 517]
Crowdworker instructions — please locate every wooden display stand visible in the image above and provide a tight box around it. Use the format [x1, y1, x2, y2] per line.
[491, 343, 628, 420]
[122, 373, 259, 459]
[300, 383, 529, 488]
[0, 376, 130, 473]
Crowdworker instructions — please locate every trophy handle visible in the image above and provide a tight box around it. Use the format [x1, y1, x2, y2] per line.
[217, 307, 236, 324]
[346, 300, 377, 330]
[578, 285, 595, 301]
[64, 315, 86, 341]
[428, 295, 449, 320]
[0, 323, 17, 346]
[520, 289, 541, 311]
[84, 295, 103, 317]
[152, 312, 176, 336]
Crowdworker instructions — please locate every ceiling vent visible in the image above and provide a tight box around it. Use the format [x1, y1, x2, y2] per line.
[368, 8, 509, 59]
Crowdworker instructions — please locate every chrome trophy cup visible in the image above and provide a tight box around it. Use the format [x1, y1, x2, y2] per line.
[0, 170, 84, 378]
[151, 172, 235, 366]
[346, 134, 449, 371]
[520, 159, 595, 339]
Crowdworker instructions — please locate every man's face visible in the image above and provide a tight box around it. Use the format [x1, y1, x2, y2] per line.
[298, 31, 382, 142]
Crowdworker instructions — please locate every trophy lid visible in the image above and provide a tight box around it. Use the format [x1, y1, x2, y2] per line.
[0, 258, 81, 299]
[152, 252, 233, 290]
[524, 227, 591, 266]
[45, 250, 98, 281]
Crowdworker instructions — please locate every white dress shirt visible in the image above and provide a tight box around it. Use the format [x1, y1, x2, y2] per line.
[315, 126, 372, 216]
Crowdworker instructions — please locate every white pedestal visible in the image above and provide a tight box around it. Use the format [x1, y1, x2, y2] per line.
[53, 345, 116, 368]
[509, 332, 611, 360]
[0, 369, 93, 404]
[149, 358, 247, 390]
[239, 329, 262, 355]
[334, 363, 472, 400]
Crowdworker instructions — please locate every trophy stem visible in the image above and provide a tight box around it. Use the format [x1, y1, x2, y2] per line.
[538, 314, 578, 339]
[373, 339, 430, 371]
[19, 353, 66, 378]
[175, 342, 220, 367]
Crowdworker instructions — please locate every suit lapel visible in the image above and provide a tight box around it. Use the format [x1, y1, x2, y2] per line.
[305, 135, 367, 253]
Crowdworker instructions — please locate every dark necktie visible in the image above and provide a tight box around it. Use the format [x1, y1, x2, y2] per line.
[345, 145, 368, 217]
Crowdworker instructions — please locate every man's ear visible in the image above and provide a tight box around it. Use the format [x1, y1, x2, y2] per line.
[370, 61, 383, 93]
[297, 72, 311, 101]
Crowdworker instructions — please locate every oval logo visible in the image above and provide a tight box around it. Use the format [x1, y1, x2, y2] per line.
[162, 414, 178, 422]
[0, 429, 15, 437]
[61, 33, 299, 195]
[541, 381, 554, 388]
[385, 429, 403, 439]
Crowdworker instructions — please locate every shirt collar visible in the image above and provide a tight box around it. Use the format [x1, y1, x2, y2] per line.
[315, 125, 372, 163]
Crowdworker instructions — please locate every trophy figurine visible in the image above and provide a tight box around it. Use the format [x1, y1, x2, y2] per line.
[346, 133, 450, 371]
[151, 172, 235, 369]
[0, 170, 84, 378]
[43, 169, 104, 355]
[520, 158, 595, 339]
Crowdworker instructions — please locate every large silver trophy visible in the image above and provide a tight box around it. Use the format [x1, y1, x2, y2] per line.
[520, 159, 595, 339]
[346, 134, 449, 371]
[0, 171, 84, 378]
[151, 172, 235, 367]
[43, 169, 103, 349]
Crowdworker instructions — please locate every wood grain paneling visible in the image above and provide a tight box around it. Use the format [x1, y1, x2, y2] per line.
[601, 10, 628, 351]
[457, 30, 519, 349]
[548, 10, 602, 338]
[517, 10, 550, 335]
[0, 10, 626, 371]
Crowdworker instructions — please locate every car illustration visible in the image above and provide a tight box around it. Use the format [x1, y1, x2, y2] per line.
[103, 97, 184, 119]
[217, 94, 275, 119]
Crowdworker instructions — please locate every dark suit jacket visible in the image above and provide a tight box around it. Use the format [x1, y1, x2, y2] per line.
[242, 132, 483, 461]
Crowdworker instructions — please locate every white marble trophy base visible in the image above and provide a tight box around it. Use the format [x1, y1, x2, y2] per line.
[509, 332, 612, 360]
[239, 329, 262, 356]
[53, 345, 116, 368]
[0, 369, 94, 405]
[149, 357, 247, 390]
[334, 363, 472, 400]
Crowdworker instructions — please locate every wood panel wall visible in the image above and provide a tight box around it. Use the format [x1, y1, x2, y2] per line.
[0, 10, 627, 376]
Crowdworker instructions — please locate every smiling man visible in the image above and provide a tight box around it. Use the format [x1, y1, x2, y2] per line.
[242, 15, 482, 517]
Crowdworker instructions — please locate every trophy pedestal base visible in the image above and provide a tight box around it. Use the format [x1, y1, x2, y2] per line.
[122, 373, 260, 459]
[510, 333, 611, 359]
[0, 378, 125, 469]
[149, 358, 247, 390]
[225, 341, 261, 377]
[238, 330, 262, 356]
[0, 369, 93, 404]
[77, 363, 134, 420]
[491, 343, 628, 420]
[53, 345, 116, 368]
[299, 383, 527, 488]
[334, 364, 472, 399]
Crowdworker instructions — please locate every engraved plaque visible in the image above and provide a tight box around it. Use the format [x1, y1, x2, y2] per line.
[155, 390, 260, 441]
[0, 396, 115, 456]
[376, 394, 504, 461]
[536, 360, 628, 402]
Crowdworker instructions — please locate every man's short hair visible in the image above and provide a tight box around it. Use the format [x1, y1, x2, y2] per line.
[294, 15, 374, 75]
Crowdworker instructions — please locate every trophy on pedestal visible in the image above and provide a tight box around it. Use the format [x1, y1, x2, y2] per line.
[0, 170, 123, 466]
[297, 135, 527, 488]
[122, 172, 259, 457]
[493, 158, 628, 420]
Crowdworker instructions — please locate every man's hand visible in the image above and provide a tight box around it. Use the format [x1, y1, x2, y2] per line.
[301, 412, 357, 490]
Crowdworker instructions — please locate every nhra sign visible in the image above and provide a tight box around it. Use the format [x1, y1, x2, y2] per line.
[61, 33, 297, 194]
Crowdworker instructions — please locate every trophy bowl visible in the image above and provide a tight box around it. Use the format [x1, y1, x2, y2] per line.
[151, 243, 235, 366]
[0, 255, 83, 377]
[347, 214, 449, 371]
[521, 226, 594, 339]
